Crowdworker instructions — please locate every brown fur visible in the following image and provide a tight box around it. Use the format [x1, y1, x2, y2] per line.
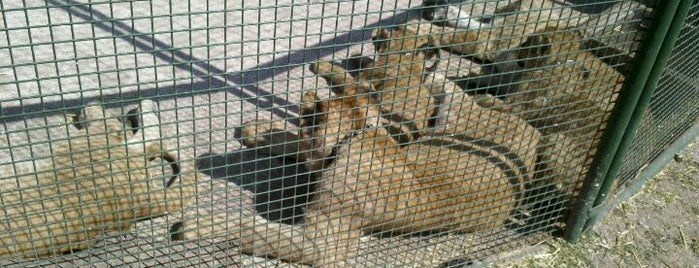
[173, 47, 541, 265]
[469, 27, 622, 147]
[462, 26, 628, 217]
[352, 24, 442, 142]
[505, 27, 621, 109]
[0, 100, 198, 258]
[420, 0, 571, 61]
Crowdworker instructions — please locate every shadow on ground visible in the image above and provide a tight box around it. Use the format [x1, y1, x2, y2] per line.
[196, 148, 315, 225]
[4, 1, 424, 124]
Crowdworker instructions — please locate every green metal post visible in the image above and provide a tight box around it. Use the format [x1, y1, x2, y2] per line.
[563, 0, 683, 243]
[586, 120, 699, 232]
[583, 0, 695, 231]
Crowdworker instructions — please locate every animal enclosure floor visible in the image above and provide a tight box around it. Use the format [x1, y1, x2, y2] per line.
[492, 138, 699, 268]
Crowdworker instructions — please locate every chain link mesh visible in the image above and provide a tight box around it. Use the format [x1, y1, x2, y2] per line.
[0, 0, 681, 267]
[614, 0, 699, 190]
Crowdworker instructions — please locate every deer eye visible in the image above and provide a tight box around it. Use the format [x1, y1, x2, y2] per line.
[582, 67, 590, 79]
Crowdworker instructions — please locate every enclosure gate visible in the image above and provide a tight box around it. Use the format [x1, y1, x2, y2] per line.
[0, 0, 696, 267]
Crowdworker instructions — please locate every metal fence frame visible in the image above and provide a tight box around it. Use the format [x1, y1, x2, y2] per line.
[0, 0, 696, 266]
[568, 0, 697, 238]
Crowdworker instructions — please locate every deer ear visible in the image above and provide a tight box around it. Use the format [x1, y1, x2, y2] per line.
[371, 28, 391, 52]
[518, 33, 551, 68]
[300, 91, 320, 112]
[417, 42, 440, 59]
[519, 33, 551, 57]
[400, 19, 423, 35]
[427, 35, 440, 48]
[300, 91, 324, 127]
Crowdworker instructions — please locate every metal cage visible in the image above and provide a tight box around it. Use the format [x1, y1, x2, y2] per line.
[0, 0, 694, 267]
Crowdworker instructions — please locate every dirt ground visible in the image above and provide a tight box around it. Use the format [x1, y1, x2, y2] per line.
[491, 138, 699, 268]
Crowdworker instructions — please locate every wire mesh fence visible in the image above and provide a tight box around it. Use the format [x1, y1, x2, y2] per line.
[0, 0, 689, 267]
[614, 0, 699, 192]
